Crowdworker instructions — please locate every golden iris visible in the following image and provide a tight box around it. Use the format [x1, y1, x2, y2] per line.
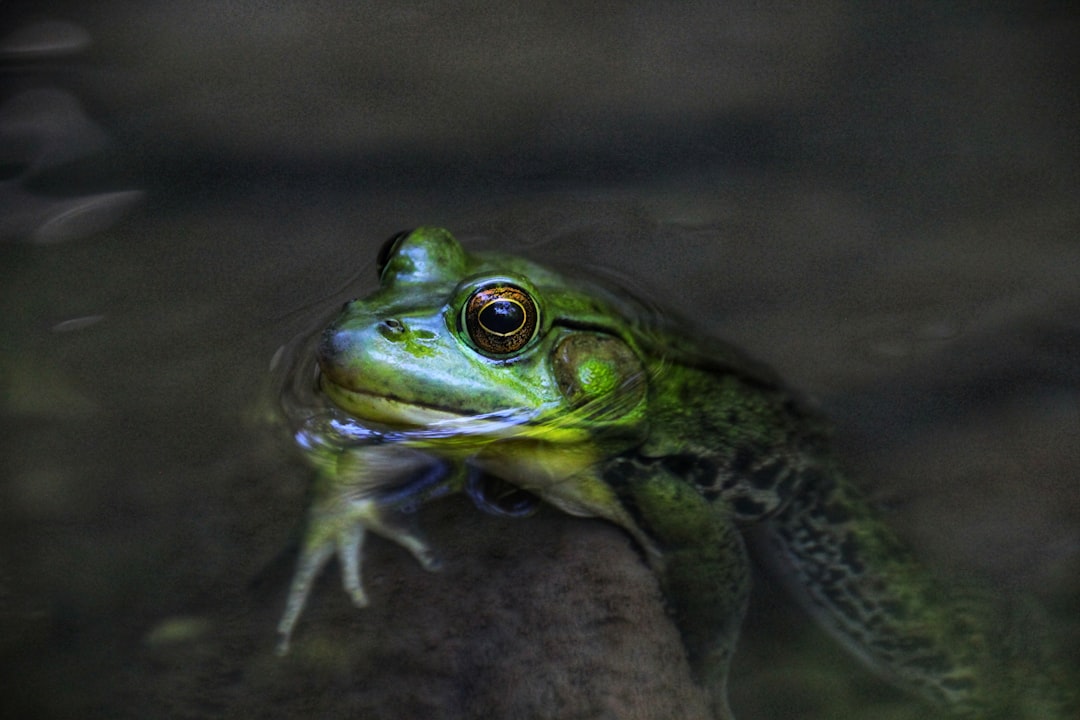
[463, 284, 538, 355]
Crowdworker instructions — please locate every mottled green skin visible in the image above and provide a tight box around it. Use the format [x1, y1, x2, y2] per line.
[277, 228, 1072, 719]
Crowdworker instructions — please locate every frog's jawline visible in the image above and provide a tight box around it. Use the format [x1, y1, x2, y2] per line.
[319, 380, 554, 444]
[321, 379, 469, 427]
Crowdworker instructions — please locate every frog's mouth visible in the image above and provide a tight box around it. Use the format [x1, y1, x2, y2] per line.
[319, 375, 467, 428]
[318, 374, 566, 443]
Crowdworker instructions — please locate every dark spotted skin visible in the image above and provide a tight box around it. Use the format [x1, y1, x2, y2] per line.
[592, 326, 1075, 719]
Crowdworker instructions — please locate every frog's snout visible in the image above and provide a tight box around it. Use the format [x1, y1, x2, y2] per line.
[316, 325, 359, 384]
[319, 318, 405, 359]
[317, 317, 410, 390]
[316, 325, 345, 363]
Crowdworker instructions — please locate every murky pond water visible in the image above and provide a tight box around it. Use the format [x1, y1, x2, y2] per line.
[2, 3, 1078, 719]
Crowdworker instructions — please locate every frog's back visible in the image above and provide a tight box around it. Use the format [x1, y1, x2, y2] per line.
[621, 311, 833, 525]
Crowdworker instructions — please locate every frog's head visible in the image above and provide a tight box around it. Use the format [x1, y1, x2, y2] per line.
[317, 227, 647, 441]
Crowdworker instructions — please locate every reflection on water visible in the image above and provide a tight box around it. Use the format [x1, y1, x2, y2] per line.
[1, 3, 1078, 720]
[1, 21, 91, 57]
[0, 85, 142, 244]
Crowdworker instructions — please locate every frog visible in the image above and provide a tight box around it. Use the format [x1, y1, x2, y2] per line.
[274, 226, 1072, 719]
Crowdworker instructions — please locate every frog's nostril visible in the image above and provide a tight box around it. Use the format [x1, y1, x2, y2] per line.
[378, 319, 406, 339]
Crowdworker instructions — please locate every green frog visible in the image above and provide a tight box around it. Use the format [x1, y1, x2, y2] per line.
[275, 227, 1069, 719]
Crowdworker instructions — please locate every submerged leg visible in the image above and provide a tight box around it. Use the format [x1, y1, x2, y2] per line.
[764, 464, 1077, 718]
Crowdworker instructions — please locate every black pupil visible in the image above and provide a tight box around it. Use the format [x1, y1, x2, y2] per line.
[479, 300, 524, 335]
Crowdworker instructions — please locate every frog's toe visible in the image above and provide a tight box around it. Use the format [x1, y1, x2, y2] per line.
[336, 523, 370, 608]
[277, 506, 375, 654]
[276, 539, 335, 655]
[392, 529, 440, 571]
[409, 543, 442, 572]
[363, 508, 442, 572]
[275, 493, 446, 654]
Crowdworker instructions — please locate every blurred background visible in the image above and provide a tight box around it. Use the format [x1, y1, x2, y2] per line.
[1, 2, 1078, 718]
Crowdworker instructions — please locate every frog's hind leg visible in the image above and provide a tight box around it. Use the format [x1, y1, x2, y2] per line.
[761, 463, 1074, 718]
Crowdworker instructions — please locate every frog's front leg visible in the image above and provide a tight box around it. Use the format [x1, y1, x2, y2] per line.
[276, 445, 457, 655]
[601, 458, 750, 720]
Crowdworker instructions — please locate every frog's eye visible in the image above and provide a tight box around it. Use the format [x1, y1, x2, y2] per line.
[463, 284, 539, 356]
[376, 229, 412, 279]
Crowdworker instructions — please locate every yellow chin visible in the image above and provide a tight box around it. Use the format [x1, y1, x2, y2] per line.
[321, 380, 465, 427]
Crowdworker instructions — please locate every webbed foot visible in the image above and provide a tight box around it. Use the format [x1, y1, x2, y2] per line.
[275, 447, 451, 655]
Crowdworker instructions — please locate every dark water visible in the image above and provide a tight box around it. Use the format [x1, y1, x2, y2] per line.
[2, 2, 1078, 718]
